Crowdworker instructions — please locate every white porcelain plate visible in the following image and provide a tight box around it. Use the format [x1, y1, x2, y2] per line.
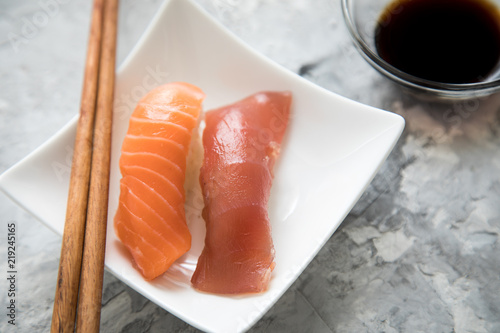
[0, 0, 404, 332]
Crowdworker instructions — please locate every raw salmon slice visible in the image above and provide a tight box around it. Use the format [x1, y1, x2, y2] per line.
[114, 82, 205, 280]
[191, 91, 292, 294]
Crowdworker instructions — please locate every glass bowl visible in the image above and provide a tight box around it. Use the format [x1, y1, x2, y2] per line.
[341, 0, 500, 99]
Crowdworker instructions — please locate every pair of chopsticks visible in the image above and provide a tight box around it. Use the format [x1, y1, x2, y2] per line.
[51, 0, 118, 331]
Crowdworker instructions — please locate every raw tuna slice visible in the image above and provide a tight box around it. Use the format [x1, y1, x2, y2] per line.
[191, 91, 292, 294]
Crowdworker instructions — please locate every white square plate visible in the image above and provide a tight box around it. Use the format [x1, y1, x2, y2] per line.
[0, 0, 404, 332]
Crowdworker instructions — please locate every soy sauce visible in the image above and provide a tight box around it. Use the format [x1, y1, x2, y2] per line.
[374, 0, 500, 83]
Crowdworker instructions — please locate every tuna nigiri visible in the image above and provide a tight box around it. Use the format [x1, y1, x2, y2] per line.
[114, 82, 205, 280]
[191, 91, 292, 294]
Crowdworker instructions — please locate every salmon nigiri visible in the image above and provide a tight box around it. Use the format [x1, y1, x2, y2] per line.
[114, 82, 205, 280]
[191, 91, 292, 294]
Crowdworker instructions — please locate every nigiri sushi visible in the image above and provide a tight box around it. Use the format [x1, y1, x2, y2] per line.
[191, 91, 292, 294]
[114, 82, 205, 280]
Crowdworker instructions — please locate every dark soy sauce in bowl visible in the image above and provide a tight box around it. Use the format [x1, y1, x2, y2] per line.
[375, 0, 500, 84]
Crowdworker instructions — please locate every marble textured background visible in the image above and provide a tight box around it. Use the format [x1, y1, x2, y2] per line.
[1, 0, 499, 332]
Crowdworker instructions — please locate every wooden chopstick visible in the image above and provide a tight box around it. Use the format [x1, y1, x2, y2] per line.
[51, 0, 105, 331]
[50, 0, 118, 331]
[75, 0, 118, 330]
